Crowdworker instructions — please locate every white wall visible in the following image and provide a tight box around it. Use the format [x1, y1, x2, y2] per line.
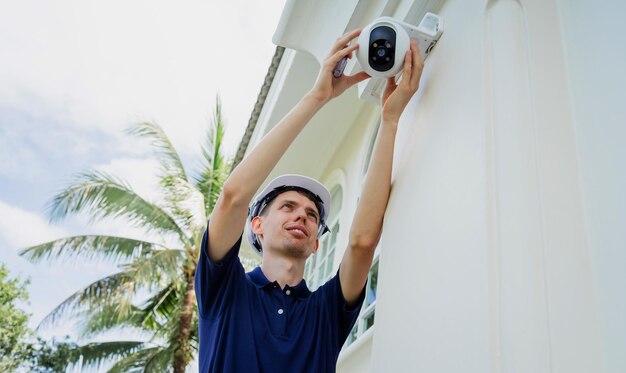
[558, 1, 626, 372]
[370, 0, 608, 371]
[373, 1, 492, 370]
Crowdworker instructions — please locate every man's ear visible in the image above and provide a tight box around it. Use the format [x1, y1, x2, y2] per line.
[251, 216, 263, 235]
[311, 239, 319, 254]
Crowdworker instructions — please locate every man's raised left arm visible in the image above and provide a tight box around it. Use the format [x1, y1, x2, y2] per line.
[339, 40, 424, 305]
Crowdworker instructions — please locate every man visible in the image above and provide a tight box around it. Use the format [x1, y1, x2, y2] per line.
[195, 29, 424, 372]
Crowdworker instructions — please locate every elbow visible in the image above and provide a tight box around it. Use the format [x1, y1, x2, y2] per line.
[218, 180, 249, 210]
[348, 232, 380, 254]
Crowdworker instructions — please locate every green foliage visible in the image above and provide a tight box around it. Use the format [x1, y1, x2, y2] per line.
[19, 96, 257, 371]
[0, 263, 31, 371]
[24, 336, 78, 373]
[0, 263, 80, 372]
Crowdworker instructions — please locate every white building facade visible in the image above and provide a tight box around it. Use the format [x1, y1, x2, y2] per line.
[236, 0, 626, 371]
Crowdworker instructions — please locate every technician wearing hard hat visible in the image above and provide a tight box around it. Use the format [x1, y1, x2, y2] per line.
[195, 29, 424, 372]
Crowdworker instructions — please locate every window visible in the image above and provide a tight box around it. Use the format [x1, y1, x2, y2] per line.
[305, 184, 343, 290]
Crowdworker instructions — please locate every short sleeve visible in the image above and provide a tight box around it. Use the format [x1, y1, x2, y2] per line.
[194, 226, 245, 319]
[318, 269, 366, 346]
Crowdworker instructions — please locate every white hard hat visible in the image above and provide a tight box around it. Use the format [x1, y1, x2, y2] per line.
[246, 174, 331, 255]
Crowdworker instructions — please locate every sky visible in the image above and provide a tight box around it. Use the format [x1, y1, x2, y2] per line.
[0, 0, 286, 343]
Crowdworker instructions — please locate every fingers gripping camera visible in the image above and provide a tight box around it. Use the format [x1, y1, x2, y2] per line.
[356, 13, 443, 78]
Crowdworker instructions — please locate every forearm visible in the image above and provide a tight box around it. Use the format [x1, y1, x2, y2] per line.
[207, 94, 325, 261]
[339, 118, 397, 304]
[349, 118, 398, 249]
[208, 29, 369, 263]
[339, 38, 421, 304]
[348, 40, 423, 248]
[225, 93, 326, 203]
[224, 27, 368, 204]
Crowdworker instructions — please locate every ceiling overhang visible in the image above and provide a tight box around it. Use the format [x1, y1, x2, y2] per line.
[241, 0, 445, 177]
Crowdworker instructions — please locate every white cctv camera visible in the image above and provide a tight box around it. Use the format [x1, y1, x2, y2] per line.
[355, 13, 443, 78]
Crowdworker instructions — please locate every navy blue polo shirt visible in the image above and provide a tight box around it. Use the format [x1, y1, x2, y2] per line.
[195, 228, 365, 373]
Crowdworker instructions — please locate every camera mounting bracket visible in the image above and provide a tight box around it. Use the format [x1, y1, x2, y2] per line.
[357, 13, 443, 104]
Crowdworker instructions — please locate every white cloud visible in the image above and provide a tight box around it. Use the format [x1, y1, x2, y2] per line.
[0, 117, 115, 181]
[0, 200, 67, 249]
[0, 0, 286, 159]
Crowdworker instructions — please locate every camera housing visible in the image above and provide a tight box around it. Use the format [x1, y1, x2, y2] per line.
[356, 13, 443, 78]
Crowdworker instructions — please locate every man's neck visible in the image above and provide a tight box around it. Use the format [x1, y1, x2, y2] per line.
[260, 254, 306, 289]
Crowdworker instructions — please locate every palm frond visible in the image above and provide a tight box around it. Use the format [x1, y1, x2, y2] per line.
[37, 249, 185, 329]
[127, 121, 188, 182]
[138, 283, 181, 329]
[47, 170, 190, 246]
[142, 284, 198, 349]
[144, 345, 173, 372]
[121, 249, 184, 290]
[19, 235, 163, 264]
[158, 290, 199, 354]
[65, 341, 147, 371]
[127, 122, 207, 234]
[80, 304, 151, 339]
[108, 274, 198, 351]
[107, 346, 164, 373]
[80, 282, 180, 338]
[195, 95, 230, 215]
[160, 175, 206, 236]
[38, 272, 136, 329]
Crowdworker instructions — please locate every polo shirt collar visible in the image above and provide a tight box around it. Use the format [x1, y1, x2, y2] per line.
[248, 267, 311, 299]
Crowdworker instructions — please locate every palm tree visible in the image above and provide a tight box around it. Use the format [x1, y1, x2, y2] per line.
[20, 98, 259, 372]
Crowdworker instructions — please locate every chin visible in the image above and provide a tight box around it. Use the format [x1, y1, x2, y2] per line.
[283, 242, 314, 259]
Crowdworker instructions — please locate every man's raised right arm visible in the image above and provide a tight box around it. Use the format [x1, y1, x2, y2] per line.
[206, 94, 325, 262]
[206, 30, 370, 262]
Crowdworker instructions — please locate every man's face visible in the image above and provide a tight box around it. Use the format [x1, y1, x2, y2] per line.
[251, 190, 320, 258]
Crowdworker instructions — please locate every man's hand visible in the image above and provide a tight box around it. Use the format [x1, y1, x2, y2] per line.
[307, 29, 370, 104]
[381, 40, 424, 123]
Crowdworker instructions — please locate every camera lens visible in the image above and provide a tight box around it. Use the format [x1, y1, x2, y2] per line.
[369, 26, 396, 72]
